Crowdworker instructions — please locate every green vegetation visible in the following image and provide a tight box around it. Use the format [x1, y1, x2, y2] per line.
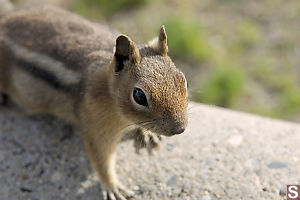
[197, 66, 245, 108]
[236, 20, 261, 50]
[281, 89, 300, 116]
[71, 0, 148, 19]
[164, 18, 212, 63]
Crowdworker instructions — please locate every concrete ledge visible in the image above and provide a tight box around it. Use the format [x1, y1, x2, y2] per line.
[0, 102, 299, 199]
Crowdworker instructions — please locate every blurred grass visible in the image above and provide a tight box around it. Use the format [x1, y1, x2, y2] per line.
[70, 0, 149, 20]
[236, 20, 261, 50]
[164, 18, 212, 63]
[196, 66, 245, 108]
[64, 0, 300, 122]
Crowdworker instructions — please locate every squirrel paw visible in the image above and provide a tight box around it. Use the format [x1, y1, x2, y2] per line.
[103, 183, 134, 200]
[133, 128, 161, 155]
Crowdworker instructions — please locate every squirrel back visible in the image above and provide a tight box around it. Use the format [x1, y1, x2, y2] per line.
[0, 6, 119, 122]
[1, 6, 117, 72]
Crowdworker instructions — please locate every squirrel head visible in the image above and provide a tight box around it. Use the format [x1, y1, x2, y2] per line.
[110, 25, 188, 136]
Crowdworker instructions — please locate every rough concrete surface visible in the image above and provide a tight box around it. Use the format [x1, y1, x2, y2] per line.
[0, 102, 299, 200]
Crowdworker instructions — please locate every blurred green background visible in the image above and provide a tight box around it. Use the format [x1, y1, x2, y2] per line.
[13, 0, 300, 122]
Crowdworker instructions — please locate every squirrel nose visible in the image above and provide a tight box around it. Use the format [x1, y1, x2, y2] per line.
[171, 117, 187, 135]
[172, 127, 185, 135]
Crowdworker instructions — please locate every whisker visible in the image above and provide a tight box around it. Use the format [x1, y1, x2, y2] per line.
[123, 119, 158, 131]
[188, 105, 199, 111]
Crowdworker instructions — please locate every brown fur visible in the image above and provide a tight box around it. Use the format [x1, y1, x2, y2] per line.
[0, 5, 188, 199]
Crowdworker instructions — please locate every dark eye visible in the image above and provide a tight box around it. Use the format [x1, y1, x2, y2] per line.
[133, 88, 148, 107]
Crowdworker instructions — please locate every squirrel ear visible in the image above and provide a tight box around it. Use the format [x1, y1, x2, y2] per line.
[148, 25, 168, 56]
[158, 25, 168, 56]
[115, 35, 141, 72]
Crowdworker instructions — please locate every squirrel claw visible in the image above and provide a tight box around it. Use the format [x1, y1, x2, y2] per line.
[103, 184, 134, 200]
[133, 128, 161, 155]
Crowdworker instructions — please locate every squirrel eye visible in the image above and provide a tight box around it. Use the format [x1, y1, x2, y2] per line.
[133, 88, 148, 107]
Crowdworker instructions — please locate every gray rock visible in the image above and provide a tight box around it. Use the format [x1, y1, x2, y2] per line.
[202, 194, 211, 200]
[267, 162, 288, 169]
[166, 175, 177, 186]
[51, 171, 62, 182]
[1, 102, 300, 199]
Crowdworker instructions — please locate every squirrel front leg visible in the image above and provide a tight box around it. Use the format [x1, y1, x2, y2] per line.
[79, 101, 133, 200]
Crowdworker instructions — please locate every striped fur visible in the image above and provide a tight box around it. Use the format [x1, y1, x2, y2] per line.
[0, 6, 115, 122]
[4, 37, 82, 94]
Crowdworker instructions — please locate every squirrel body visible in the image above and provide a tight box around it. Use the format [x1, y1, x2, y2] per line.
[0, 5, 188, 199]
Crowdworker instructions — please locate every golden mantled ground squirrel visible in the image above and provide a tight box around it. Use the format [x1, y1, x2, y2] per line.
[0, 2, 188, 199]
